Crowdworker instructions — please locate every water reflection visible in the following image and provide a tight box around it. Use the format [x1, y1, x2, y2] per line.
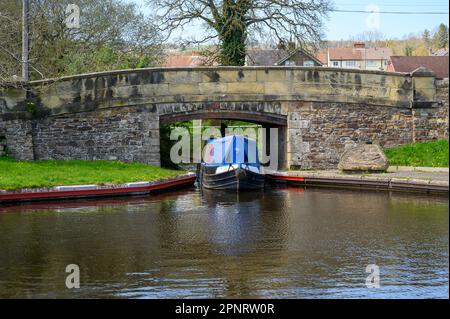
[0, 188, 448, 298]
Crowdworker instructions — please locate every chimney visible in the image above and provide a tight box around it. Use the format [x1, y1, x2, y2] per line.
[277, 40, 286, 50]
[288, 40, 296, 51]
[353, 42, 365, 49]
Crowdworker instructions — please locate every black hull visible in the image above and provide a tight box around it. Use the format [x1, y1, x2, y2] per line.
[200, 167, 265, 191]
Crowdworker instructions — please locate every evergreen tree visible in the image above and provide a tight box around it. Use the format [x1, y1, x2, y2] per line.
[422, 29, 431, 52]
[433, 24, 449, 49]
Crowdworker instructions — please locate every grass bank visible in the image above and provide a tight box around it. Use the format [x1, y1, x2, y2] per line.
[385, 140, 449, 167]
[0, 158, 183, 191]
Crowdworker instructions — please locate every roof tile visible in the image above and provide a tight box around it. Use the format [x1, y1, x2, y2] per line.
[389, 56, 449, 79]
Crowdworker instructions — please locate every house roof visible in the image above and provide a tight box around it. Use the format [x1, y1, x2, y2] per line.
[246, 49, 290, 66]
[365, 47, 393, 60]
[246, 48, 323, 66]
[315, 52, 328, 65]
[432, 48, 449, 56]
[163, 53, 205, 67]
[328, 48, 361, 61]
[276, 48, 323, 66]
[328, 47, 392, 61]
[389, 56, 449, 79]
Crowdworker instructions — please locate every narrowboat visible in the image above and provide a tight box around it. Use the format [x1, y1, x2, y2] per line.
[197, 135, 265, 191]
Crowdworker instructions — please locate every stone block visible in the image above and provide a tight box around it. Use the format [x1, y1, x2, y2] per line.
[338, 142, 389, 172]
[288, 112, 311, 129]
[264, 82, 290, 95]
[138, 84, 170, 96]
[164, 71, 202, 83]
[226, 82, 264, 94]
[168, 83, 200, 95]
[256, 69, 286, 82]
[201, 70, 256, 83]
[198, 82, 228, 94]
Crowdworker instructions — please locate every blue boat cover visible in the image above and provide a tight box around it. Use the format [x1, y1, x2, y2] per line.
[203, 135, 260, 166]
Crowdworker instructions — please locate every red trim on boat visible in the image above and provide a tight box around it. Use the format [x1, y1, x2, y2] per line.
[0, 175, 196, 202]
[266, 175, 305, 182]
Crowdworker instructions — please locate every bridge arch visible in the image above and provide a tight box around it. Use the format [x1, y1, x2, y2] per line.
[158, 102, 289, 169]
[158, 103, 287, 126]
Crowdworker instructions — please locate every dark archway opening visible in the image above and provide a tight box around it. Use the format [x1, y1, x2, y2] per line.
[159, 112, 287, 172]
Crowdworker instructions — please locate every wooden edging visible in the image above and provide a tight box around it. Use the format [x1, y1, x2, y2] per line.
[0, 174, 196, 203]
[266, 174, 449, 194]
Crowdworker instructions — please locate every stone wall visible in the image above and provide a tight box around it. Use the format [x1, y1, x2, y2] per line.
[33, 106, 160, 165]
[3, 120, 34, 160]
[437, 82, 450, 139]
[0, 119, 6, 157]
[287, 102, 413, 169]
[287, 82, 448, 169]
[413, 82, 448, 142]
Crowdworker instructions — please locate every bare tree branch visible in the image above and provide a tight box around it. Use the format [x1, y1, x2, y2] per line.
[149, 0, 333, 64]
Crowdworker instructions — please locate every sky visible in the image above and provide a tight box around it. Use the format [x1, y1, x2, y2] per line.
[128, 0, 449, 41]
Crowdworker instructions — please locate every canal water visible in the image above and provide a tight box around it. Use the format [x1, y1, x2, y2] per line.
[0, 187, 448, 298]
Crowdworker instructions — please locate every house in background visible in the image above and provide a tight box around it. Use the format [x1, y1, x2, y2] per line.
[163, 52, 206, 67]
[246, 48, 323, 67]
[432, 48, 449, 56]
[314, 52, 328, 66]
[326, 42, 392, 71]
[387, 56, 449, 79]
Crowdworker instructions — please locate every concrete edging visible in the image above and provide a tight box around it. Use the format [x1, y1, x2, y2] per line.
[387, 166, 449, 173]
[267, 173, 449, 194]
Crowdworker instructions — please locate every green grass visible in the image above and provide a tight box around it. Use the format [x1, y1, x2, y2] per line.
[0, 158, 184, 191]
[385, 140, 449, 167]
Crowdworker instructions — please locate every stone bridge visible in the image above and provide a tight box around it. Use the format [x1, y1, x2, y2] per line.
[0, 66, 447, 169]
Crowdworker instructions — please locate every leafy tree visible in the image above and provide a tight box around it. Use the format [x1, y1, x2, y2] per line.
[0, 0, 163, 81]
[150, 0, 332, 66]
[0, 0, 22, 82]
[404, 45, 413, 56]
[412, 46, 428, 56]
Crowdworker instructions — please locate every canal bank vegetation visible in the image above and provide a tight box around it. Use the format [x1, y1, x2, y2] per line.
[0, 157, 183, 190]
[385, 140, 449, 167]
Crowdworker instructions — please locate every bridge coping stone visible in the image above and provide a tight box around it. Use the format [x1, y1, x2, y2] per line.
[1, 66, 436, 121]
[26, 66, 410, 84]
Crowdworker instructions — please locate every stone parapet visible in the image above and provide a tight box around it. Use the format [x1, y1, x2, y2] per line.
[0, 67, 425, 121]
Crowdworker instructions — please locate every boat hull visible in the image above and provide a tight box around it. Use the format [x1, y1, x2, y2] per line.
[200, 167, 265, 191]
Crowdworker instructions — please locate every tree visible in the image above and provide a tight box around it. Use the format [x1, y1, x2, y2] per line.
[0, 0, 23, 82]
[354, 31, 385, 47]
[0, 0, 163, 82]
[422, 29, 431, 51]
[433, 23, 449, 49]
[403, 44, 413, 56]
[150, 0, 332, 66]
